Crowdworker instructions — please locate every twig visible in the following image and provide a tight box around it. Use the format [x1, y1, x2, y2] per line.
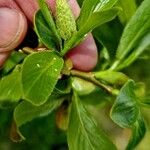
[70, 70, 119, 96]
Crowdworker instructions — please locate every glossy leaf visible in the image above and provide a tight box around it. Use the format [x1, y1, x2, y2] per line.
[34, 10, 57, 50]
[67, 92, 117, 150]
[110, 80, 139, 128]
[0, 65, 22, 107]
[126, 115, 146, 150]
[116, 0, 150, 61]
[22, 51, 64, 106]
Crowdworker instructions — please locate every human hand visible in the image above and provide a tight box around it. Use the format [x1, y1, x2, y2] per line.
[0, 0, 98, 71]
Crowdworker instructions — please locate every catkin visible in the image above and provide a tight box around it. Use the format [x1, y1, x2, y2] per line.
[56, 0, 77, 41]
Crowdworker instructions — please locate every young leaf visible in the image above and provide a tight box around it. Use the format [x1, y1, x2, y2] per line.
[126, 115, 146, 150]
[67, 91, 117, 150]
[61, 8, 120, 56]
[114, 0, 150, 66]
[38, 0, 62, 48]
[56, 0, 77, 41]
[0, 65, 22, 107]
[110, 80, 139, 128]
[34, 10, 57, 50]
[94, 70, 128, 85]
[22, 51, 64, 106]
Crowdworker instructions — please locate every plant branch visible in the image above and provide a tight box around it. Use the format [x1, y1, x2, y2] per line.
[20, 47, 35, 54]
[70, 70, 119, 96]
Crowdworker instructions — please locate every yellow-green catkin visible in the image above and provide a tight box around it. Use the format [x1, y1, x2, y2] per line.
[56, 0, 77, 41]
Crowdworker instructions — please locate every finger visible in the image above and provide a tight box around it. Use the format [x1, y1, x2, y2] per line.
[0, 0, 21, 11]
[0, 7, 27, 52]
[66, 34, 98, 71]
[14, 0, 39, 22]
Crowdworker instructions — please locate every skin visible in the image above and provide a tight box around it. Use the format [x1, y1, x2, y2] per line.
[0, 0, 98, 71]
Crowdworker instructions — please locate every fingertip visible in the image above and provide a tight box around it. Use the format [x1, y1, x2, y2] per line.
[0, 7, 27, 52]
[66, 34, 98, 71]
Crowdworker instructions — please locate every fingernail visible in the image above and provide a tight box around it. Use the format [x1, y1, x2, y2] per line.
[0, 7, 27, 52]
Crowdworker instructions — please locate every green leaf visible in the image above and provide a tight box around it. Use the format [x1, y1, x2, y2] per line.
[78, 0, 119, 28]
[0, 65, 22, 107]
[94, 0, 119, 11]
[34, 10, 57, 50]
[80, 7, 120, 35]
[61, 8, 120, 56]
[38, 0, 62, 49]
[56, 0, 77, 41]
[67, 91, 117, 150]
[14, 96, 63, 128]
[77, 0, 100, 28]
[110, 80, 139, 128]
[111, 80, 146, 149]
[94, 70, 128, 85]
[116, 0, 150, 62]
[126, 115, 146, 150]
[22, 51, 64, 106]
[14, 95, 64, 141]
[117, 32, 150, 70]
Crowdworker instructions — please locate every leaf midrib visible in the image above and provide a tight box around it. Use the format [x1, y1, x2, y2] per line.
[74, 94, 95, 150]
[23, 56, 57, 100]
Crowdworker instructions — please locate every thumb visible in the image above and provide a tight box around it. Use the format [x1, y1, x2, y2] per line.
[0, 7, 27, 52]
